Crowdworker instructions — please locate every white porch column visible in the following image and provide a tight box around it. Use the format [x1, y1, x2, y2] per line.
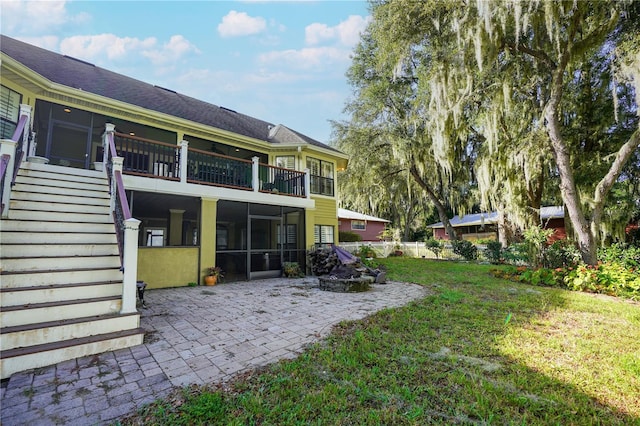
[17, 104, 34, 157]
[121, 218, 141, 314]
[180, 140, 189, 183]
[252, 156, 260, 192]
[304, 168, 311, 199]
[0, 139, 18, 218]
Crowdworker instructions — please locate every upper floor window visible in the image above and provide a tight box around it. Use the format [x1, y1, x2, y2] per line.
[0, 85, 22, 139]
[307, 157, 334, 196]
[275, 155, 295, 169]
[351, 220, 366, 230]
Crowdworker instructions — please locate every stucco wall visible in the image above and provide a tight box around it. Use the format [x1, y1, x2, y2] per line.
[138, 247, 199, 288]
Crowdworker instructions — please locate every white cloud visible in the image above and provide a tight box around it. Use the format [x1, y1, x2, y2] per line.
[0, 0, 89, 35]
[142, 35, 201, 65]
[58, 34, 199, 66]
[217, 10, 267, 38]
[305, 15, 370, 47]
[258, 47, 349, 70]
[59, 34, 157, 61]
[13, 35, 60, 52]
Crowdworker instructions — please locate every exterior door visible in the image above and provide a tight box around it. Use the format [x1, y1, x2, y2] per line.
[46, 120, 92, 168]
[248, 215, 283, 279]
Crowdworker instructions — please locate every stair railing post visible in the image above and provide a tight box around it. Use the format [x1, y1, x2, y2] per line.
[19, 105, 33, 157]
[121, 218, 141, 314]
[252, 156, 260, 192]
[0, 139, 18, 218]
[180, 140, 189, 183]
[304, 168, 311, 199]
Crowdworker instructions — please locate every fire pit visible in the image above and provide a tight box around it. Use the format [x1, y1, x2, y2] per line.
[318, 275, 373, 292]
[310, 245, 387, 293]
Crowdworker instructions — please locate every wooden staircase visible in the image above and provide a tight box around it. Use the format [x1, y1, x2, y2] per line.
[0, 162, 144, 380]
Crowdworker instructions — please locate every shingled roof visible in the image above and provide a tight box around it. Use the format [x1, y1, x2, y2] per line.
[0, 34, 342, 153]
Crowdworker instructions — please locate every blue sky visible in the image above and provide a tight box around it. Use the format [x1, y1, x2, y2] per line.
[1, 0, 371, 143]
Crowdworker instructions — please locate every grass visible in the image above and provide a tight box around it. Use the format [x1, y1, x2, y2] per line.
[121, 258, 640, 425]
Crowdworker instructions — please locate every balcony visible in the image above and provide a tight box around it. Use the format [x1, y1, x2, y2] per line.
[106, 132, 308, 198]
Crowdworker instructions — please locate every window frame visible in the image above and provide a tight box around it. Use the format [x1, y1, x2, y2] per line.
[0, 85, 22, 139]
[314, 224, 335, 246]
[307, 157, 334, 196]
[351, 220, 366, 230]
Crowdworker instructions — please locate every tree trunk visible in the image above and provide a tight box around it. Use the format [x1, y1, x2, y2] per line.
[545, 68, 597, 264]
[409, 165, 459, 240]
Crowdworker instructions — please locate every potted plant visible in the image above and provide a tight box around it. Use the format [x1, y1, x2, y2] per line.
[204, 266, 223, 286]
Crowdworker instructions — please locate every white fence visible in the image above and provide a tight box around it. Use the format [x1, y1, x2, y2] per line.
[337, 241, 493, 262]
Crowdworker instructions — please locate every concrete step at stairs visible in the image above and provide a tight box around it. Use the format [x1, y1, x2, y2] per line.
[1, 281, 122, 305]
[1, 296, 123, 328]
[0, 232, 118, 244]
[0, 220, 116, 233]
[0, 267, 123, 288]
[2, 242, 119, 257]
[0, 162, 144, 380]
[9, 198, 111, 215]
[11, 181, 109, 200]
[1, 328, 144, 380]
[17, 164, 108, 190]
[1, 312, 140, 351]
[2, 254, 121, 272]
[6, 209, 112, 223]
[11, 189, 109, 207]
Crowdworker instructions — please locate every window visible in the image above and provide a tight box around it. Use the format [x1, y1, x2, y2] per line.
[308, 157, 334, 196]
[351, 220, 366, 230]
[314, 225, 334, 246]
[275, 155, 295, 169]
[0, 85, 22, 139]
[145, 228, 165, 246]
[277, 224, 297, 247]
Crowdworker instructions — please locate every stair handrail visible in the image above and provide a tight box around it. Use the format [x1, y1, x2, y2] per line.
[10, 113, 30, 185]
[103, 123, 140, 314]
[104, 127, 132, 263]
[1, 108, 32, 218]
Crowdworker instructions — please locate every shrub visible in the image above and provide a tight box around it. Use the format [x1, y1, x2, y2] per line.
[339, 231, 362, 242]
[283, 262, 305, 278]
[484, 241, 503, 264]
[543, 240, 581, 269]
[523, 226, 554, 268]
[425, 238, 443, 258]
[563, 262, 640, 298]
[598, 243, 640, 269]
[502, 242, 528, 265]
[451, 239, 478, 261]
[355, 244, 377, 259]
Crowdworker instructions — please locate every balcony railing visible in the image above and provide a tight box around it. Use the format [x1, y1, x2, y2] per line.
[187, 148, 252, 190]
[110, 132, 309, 198]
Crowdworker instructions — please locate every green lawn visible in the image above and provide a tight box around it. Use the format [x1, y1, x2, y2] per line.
[122, 259, 640, 425]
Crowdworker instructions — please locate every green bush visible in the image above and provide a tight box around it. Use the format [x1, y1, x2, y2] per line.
[543, 240, 581, 269]
[563, 262, 640, 298]
[355, 244, 377, 259]
[339, 231, 362, 242]
[283, 262, 305, 278]
[598, 243, 640, 269]
[425, 238, 443, 258]
[484, 241, 503, 264]
[499, 261, 640, 300]
[523, 226, 554, 268]
[451, 239, 478, 261]
[502, 242, 528, 265]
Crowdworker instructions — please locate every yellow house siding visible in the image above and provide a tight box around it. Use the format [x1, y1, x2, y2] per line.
[138, 247, 199, 288]
[199, 198, 217, 284]
[306, 197, 338, 248]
